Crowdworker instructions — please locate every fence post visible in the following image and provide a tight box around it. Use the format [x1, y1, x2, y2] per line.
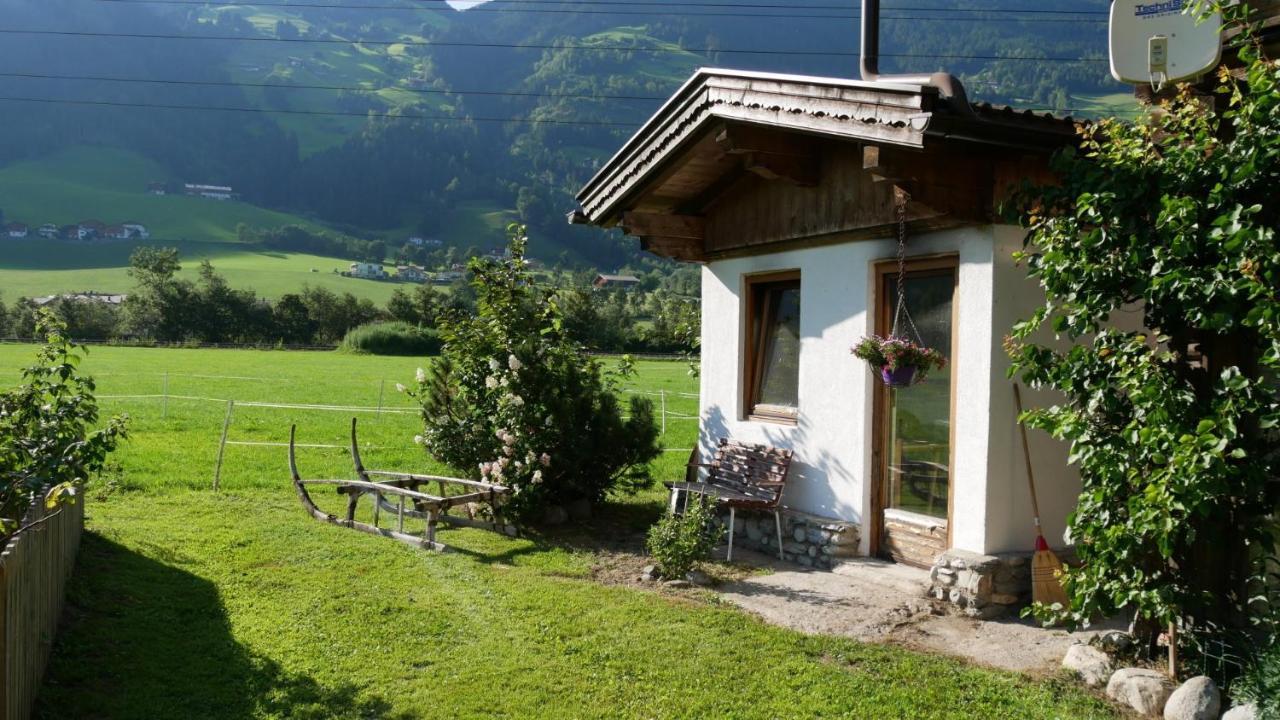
[377, 379, 386, 420]
[162, 371, 169, 419]
[213, 399, 235, 491]
[660, 389, 667, 436]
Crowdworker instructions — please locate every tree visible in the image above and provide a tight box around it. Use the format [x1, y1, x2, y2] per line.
[405, 225, 661, 522]
[0, 312, 126, 538]
[1008, 10, 1279, 652]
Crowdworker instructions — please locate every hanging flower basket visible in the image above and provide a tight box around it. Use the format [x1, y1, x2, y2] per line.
[851, 335, 946, 388]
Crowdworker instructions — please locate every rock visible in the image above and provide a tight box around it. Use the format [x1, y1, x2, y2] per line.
[686, 569, 713, 587]
[640, 564, 660, 582]
[830, 529, 859, 546]
[1106, 668, 1175, 717]
[1097, 630, 1135, 653]
[744, 518, 762, 540]
[963, 604, 1006, 620]
[662, 579, 691, 589]
[990, 592, 1021, 605]
[1161, 676, 1218, 720]
[807, 528, 830, 544]
[793, 525, 807, 543]
[542, 505, 569, 525]
[796, 555, 813, 567]
[1062, 643, 1113, 687]
[1222, 703, 1257, 720]
[567, 498, 592, 522]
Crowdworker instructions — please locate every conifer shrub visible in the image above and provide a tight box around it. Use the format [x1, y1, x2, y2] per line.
[340, 321, 441, 356]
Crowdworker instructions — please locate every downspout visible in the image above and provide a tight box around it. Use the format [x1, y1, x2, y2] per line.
[860, 0, 975, 116]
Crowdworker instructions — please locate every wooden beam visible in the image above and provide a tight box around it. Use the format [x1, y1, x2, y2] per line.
[862, 144, 913, 185]
[715, 125, 813, 157]
[717, 125, 818, 186]
[641, 235, 706, 263]
[742, 152, 818, 186]
[622, 211, 705, 240]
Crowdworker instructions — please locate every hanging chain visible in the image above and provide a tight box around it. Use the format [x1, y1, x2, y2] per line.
[890, 186, 924, 344]
[895, 185, 908, 302]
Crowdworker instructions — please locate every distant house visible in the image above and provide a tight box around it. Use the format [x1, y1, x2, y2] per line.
[184, 183, 235, 201]
[59, 225, 79, 241]
[348, 262, 387, 280]
[593, 274, 642, 290]
[408, 236, 443, 248]
[5, 222, 28, 238]
[396, 265, 428, 282]
[37, 223, 58, 239]
[77, 220, 106, 241]
[33, 292, 127, 307]
[103, 225, 129, 240]
[147, 181, 168, 196]
[122, 222, 150, 239]
[433, 270, 464, 284]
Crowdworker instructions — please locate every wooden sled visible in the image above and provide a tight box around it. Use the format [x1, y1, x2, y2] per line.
[288, 418, 515, 551]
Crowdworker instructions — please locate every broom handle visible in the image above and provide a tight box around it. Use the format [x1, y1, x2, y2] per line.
[1013, 383, 1044, 530]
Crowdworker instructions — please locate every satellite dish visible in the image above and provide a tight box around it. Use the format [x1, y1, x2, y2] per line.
[1109, 0, 1223, 86]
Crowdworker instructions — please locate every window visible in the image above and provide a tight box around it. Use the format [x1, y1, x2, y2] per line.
[744, 271, 801, 423]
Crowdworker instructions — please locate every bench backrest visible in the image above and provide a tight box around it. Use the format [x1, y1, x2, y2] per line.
[707, 438, 793, 506]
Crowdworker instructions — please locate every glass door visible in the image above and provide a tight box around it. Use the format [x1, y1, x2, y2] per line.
[874, 259, 956, 566]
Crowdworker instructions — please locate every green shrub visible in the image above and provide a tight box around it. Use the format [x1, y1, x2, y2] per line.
[404, 224, 661, 523]
[0, 312, 127, 539]
[646, 498, 720, 579]
[1236, 642, 1280, 719]
[340, 321, 441, 356]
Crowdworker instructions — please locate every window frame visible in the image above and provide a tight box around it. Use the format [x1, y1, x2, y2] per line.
[743, 269, 802, 425]
[868, 253, 959, 562]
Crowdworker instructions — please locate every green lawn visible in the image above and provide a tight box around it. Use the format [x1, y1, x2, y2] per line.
[0, 146, 326, 242]
[0, 238, 409, 303]
[0, 145, 424, 301]
[0, 345, 1118, 719]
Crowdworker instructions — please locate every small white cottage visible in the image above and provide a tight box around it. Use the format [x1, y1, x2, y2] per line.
[573, 68, 1084, 599]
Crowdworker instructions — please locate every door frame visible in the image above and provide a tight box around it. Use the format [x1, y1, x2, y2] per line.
[868, 253, 960, 563]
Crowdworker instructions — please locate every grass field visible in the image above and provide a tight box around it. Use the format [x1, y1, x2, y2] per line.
[0, 345, 1118, 718]
[0, 237, 411, 303]
[0, 145, 522, 301]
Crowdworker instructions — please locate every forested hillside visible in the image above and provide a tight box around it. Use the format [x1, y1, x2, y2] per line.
[0, 0, 1123, 268]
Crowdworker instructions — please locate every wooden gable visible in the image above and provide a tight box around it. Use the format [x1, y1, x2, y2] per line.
[574, 69, 1074, 263]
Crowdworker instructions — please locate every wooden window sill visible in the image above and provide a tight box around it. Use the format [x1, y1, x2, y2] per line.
[747, 409, 798, 426]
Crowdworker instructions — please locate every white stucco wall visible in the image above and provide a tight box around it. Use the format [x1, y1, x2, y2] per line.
[697, 225, 1031, 556]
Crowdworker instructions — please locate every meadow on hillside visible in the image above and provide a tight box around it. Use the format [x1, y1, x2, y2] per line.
[0, 145, 526, 302]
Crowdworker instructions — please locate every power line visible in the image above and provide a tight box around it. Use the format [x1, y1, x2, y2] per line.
[0, 70, 668, 101]
[0, 70, 1143, 116]
[88, 0, 1109, 21]
[90, 0, 1111, 13]
[414, 0, 1111, 12]
[0, 28, 1111, 61]
[0, 94, 643, 125]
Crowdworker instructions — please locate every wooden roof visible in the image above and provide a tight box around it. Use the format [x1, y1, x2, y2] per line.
[573, 68, 1076, 262]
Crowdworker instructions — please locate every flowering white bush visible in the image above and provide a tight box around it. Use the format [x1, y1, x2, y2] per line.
[404, 225, 661, 522]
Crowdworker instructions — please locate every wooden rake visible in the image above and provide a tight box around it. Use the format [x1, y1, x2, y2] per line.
[1013, 383, 1070, 609]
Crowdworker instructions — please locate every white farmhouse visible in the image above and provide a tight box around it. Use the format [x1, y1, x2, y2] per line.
[573, 67, 1086, 608]
[5, 222, 28, 238]
[122, 222, 150, 239]
[348, 262, 387, 280]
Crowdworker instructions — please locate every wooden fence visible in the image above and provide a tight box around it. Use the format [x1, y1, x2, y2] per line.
[0, 494, 84, 720]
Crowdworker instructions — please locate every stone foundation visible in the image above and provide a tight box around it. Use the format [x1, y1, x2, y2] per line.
[926, 549, 1033, 619]
[715, 508, 859, 569]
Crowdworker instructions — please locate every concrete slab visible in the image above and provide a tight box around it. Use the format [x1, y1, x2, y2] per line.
[714, 547, 1123, 674]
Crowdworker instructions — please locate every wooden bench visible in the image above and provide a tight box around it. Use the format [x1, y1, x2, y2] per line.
[288, 418, 515, 551]
[666, 438, 794, 561]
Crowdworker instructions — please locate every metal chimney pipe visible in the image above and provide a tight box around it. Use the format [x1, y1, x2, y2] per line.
[860, 0, 974, 111]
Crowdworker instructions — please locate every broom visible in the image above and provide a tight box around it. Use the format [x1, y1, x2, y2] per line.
[1013, 383, 1070, 608]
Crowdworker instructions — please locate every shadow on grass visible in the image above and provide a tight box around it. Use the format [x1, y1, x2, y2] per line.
[38, 532, 418, 720]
